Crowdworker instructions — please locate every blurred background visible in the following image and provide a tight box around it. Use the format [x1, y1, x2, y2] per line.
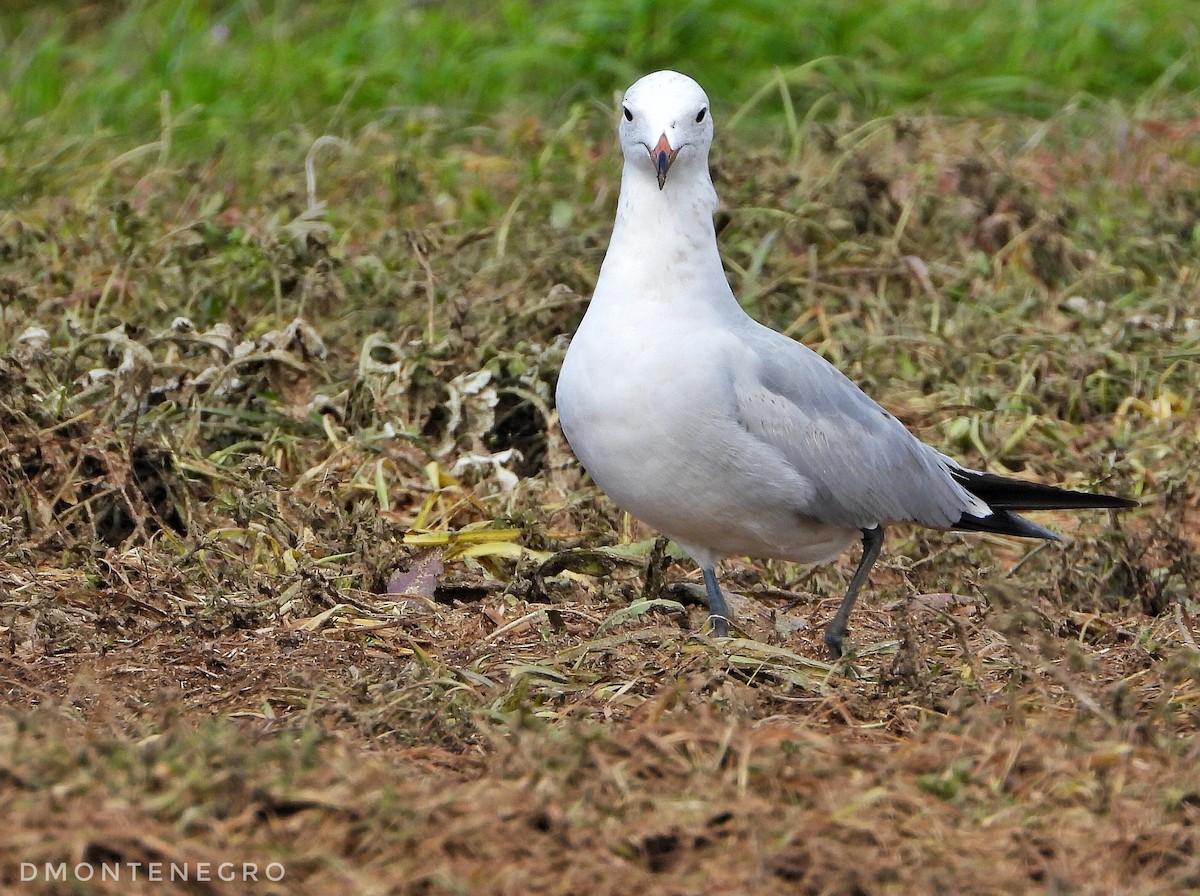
[3, 0, 1197, 155]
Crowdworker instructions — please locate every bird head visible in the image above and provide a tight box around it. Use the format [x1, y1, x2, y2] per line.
[618, 70, 714, 190]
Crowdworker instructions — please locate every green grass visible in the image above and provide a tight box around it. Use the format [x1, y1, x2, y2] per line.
[2, 0, 1197, 163]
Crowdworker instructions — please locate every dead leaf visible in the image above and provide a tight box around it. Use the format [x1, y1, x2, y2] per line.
[387, 547, 445, 607]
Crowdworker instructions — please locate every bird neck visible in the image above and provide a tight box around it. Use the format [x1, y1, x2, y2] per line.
[596, 160, 732, 308]
[613, 158, 720, 242]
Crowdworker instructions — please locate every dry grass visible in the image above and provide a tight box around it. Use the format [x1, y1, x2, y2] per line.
[1, 96, 1199, 893]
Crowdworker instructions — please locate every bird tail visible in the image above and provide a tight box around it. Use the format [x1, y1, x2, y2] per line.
[949, 467, 1138, 541]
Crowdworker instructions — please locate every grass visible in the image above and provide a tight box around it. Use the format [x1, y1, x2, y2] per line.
[2, 1, 1197, 164]
[1, 1, 1200, 893]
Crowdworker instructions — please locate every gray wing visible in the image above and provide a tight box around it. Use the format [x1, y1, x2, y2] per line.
[731, 319, 983, 530]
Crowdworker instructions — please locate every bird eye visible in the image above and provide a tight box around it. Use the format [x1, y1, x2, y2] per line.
[623, 106, 633, 122]
[695, 107, 707, 123]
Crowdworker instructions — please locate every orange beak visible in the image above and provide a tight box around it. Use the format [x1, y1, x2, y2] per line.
[650, 133, 678, 190]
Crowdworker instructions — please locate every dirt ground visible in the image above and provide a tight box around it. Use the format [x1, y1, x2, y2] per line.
[2, 106, 1200, 893]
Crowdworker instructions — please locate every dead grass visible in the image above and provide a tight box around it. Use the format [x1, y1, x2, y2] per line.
[1, 101, 1198, 893]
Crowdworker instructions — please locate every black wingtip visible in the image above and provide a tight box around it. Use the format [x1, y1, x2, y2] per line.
[954, 509, 1062, 541]
[947, 466, 1137, 540]
[950, 467, 1139, 512]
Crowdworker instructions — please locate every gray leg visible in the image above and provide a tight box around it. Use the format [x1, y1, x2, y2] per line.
[824, 527, 885, 659]
[701, 567, 731, 637]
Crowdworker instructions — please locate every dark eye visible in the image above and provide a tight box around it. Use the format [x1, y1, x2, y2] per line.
[695, 107, 707, 123]
[623, 106, 633, 122]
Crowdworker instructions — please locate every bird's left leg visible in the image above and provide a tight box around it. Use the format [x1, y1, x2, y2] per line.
[824, 526, 884, 659]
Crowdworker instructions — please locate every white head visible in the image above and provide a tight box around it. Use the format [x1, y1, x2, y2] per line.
[619, 70, 714, 191]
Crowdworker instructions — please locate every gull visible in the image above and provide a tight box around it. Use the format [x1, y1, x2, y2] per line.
[555, 70, 1137, 657]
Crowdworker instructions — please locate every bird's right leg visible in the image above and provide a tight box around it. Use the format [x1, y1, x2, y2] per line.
[701, 567, 731, 638]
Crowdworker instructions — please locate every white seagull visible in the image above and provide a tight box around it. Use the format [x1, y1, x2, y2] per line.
[555, 70, 1136, 657]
